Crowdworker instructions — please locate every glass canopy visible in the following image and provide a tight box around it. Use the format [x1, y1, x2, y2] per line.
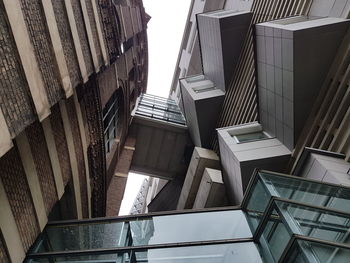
[25, 209, 260, 262]
[25, 170, 350, 263]
[242, 170, 350, 263]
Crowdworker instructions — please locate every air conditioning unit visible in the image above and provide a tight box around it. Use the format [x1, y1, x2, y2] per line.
[217, 122, 291, 204]
[180, 75, 225, 148]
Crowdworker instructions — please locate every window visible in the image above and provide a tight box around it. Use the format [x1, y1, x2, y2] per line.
[135, 94, 186, 125]
[233, 131, 270, 143]
[192, 84, 217, 93]
[103, 91, 120, 153]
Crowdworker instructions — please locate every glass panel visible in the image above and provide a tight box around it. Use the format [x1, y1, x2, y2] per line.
[130, 210, 252, 246]
[36, 222, 129, 252]
[26, 243, 263, 263]
[34, 210, 251, 253]
[259, 208, 293, 262]
[135, 242, 262, 263]
[25, 252, 129, 263]
[284, 239, 350, 263]
[234, 131, 270, 143]
[260, 172, 350, 212]
[275, 200, 350, 244]
[245, 177, 272, 232]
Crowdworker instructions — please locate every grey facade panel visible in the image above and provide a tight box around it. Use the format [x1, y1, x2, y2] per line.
[198, 10, 252, 91]
[180, 75, 225, 148]
[256, 17, 350, 150]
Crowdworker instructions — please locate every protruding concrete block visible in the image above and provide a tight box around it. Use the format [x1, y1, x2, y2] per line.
[256, 16, 350, 150]
[180, 75, 225, 148]
[177, 147, 221, 209]
[193, 168, 227, 209]
[197, 10, 253, 91]
[217, 122, 291, 205]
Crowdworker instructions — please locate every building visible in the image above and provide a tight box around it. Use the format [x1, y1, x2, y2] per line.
[2, 0, 350, 262]
[0, 0, 149, 262]
[127, 0, 350, 216]
[171, 0, 350, 162]
[23, 169, 350, 262]
[156, 0, 350, 213]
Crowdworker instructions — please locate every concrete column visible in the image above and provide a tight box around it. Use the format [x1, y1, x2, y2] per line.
[0, 109, 13, 158]
[177, 147, 221, 210]
[42, 117, 65, 199]
[64, 0, 89, 83]
[193, 168, 227, 209]
[16, 132, 48, 230]
[79, 0, 100, 72]
[0, 179, 26, 263]
[106, 137, 136, 216]
[41, 0, 73, 98]
[90, 0, 109, 65]
[3, 0, 50, 121]
[73, 90, 92, 218]
[59, 100, 83, 219]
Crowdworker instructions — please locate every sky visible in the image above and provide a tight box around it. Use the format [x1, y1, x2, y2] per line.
[118, 0, 191, 215]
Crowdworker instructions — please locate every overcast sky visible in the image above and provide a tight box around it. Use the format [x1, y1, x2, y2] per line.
[119, 0, 191, 215]
[142, 0, 191, 97]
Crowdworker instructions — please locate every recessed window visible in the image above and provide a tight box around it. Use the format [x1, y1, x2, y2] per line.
[233, 131, 270, 143]
[103, 91, 120, 153]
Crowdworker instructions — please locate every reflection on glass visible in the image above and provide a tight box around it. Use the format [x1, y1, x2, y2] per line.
[275, 200, 350, 245]
[25, 252, 129, 263]
[36, 221, 128, 252]
[131, 210, 252, 246]
[137, 242, 262, 263]
[260, 172, 350, 212]
[245, 177, 271, 232]
[284, 239, 350, 263]
[26, 243, 263, 263]
[34, 210, 251, 253]
[259, 208, 292, 262]
[254, 197, 350, 263]
[244, 171, 350, 221]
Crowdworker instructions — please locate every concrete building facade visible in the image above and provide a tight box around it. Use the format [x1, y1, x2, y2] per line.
[162, 0, 350, 214]
[0, 0, 149, 261]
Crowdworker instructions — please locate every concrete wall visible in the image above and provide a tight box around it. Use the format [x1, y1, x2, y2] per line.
[193, 168, 227, 208]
